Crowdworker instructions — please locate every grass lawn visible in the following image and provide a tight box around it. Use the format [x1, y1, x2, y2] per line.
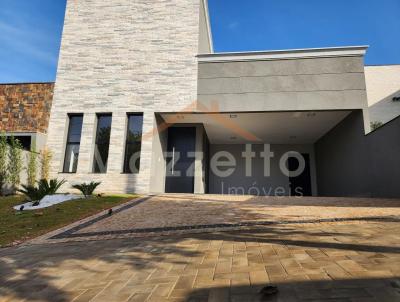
[0, 194, 137, 247]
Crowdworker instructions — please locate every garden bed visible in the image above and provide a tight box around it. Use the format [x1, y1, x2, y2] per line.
[0, 194, 137, 247]
[13, 194, 82, 210]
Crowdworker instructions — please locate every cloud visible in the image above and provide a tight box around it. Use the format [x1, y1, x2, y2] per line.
[0, 20, 57, 66]
[228, 21, 240, 30]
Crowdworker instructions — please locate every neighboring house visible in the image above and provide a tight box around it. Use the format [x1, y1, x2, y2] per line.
[0, 83, 54, 151]
[365, 65, 400, 125]
[3, 1, 397, 197]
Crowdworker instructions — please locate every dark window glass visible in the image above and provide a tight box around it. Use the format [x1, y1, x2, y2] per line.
[123, 114, 143, 173]
[6, 136, 31, 151]
[93, 114, 112, 173]
[63, 115, 83, 173]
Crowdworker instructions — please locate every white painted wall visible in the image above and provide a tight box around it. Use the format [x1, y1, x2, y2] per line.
[365, 65, 400, 124]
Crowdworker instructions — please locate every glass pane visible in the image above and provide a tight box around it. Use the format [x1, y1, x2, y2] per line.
[63, 144, 80, 173]
[93, 114, 112, 173]
[68, 115, 83, 143]
[123, 142, 142, 173]
[127, 115, 143, 143]
[123, 114, 143, 173]
[95, 115, 112, 144]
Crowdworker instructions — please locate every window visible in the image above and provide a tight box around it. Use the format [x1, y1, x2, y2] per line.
[63, 114, 83, 173]
[93, 114, 112, 173]
[6, 136, 31, 151]
[123, 113, 144, 173]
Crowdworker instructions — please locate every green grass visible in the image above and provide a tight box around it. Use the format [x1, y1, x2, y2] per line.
[0, 194, 137, 247]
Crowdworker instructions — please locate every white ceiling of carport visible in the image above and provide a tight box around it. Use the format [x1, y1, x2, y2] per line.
[160, 111, 351, 144]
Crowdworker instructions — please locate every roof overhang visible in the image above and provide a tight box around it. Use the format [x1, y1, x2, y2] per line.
[160, 110, 352, 144]
[198, 45, 369, 63]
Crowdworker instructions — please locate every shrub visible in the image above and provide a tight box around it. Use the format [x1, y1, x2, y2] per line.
[40, 148, 52, 181]
[72, 181, 101, 198]
[18, 178, 67, 204]
[18, 184, 43, 203]
[0, 133, 8, 196]
[27, 147, 38, 187]
[37, 178, 67, 195]
[371, 121, 383, 131]
[8, 136, 23, 194]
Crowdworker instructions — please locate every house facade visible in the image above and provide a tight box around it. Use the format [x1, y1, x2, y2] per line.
[44, 0, 399, 197]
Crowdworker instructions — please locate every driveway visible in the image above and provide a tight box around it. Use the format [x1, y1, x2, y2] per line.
[31, 194, 400, 244]
[1, 194, 400, 301]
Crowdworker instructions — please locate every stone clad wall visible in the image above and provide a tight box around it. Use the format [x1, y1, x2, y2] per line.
[0, 83, 54, 133]
[47, 0, 201, 193]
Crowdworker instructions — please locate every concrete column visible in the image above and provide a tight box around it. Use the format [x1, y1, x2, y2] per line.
[194, 125, 206, 194]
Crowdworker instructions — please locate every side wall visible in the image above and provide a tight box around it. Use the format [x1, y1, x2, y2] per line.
[47, 0, 201, 193]
[367, 116, 400, 197]
[316, 110, 400, 198]
[365, 65, 400, 125]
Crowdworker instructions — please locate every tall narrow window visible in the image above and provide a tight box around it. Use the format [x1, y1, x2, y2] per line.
[63, 114, 83, 173]
[123, 113, 144, 173]
[93, 114, 112, 173]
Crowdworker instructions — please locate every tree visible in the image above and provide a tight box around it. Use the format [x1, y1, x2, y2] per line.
[27, 147, 38, 187]
[8, 136, 23, 194]
[40, 148, 52, 181]
[0, 133, 8, 196]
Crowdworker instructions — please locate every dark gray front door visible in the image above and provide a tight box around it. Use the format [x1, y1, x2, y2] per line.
[165, 127, 196, 193]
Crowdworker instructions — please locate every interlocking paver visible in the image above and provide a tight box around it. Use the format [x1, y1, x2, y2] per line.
[1, 195, 400, 301]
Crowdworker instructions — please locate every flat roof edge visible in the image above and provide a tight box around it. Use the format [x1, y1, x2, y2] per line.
[198, 45, 369, 62]
[0, 82, 55, 85]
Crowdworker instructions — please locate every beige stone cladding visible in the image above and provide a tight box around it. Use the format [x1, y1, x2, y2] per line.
[47, 0, 201, 193]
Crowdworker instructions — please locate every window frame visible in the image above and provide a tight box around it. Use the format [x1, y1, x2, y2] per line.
[123, 113, 144, 174]
[62, 114, 84, 173]
[92, 113, 113, 174]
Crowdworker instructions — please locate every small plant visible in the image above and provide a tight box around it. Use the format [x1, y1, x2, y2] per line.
[371, 121, 383, 131]
[37, 178, 67, 195]
[27, 147, 38, 187]
[18, 178, 67, 205]
[72, 181, 101, 198]
[8, 136, 23, 194]
[0, 133, 8, 196]
[40, 148, 52, 181]
[18, 184, 43, 204]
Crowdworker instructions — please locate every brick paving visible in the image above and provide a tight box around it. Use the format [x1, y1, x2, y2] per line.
[73, 194, 400, 234]
[1, 222, 400, 301]
[1, 195, 400, 301]
[30, 194, 400, 244]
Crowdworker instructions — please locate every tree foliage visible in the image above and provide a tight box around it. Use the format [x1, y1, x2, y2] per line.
[0, 133, 8, 195]
[27, 147, 38, 187]
[8, 136, 23, 194]
[40, 148, 52, 181]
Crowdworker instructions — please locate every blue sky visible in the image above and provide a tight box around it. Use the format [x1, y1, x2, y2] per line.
[0, 0, 399, 83]
[0, 0, 66, 83]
